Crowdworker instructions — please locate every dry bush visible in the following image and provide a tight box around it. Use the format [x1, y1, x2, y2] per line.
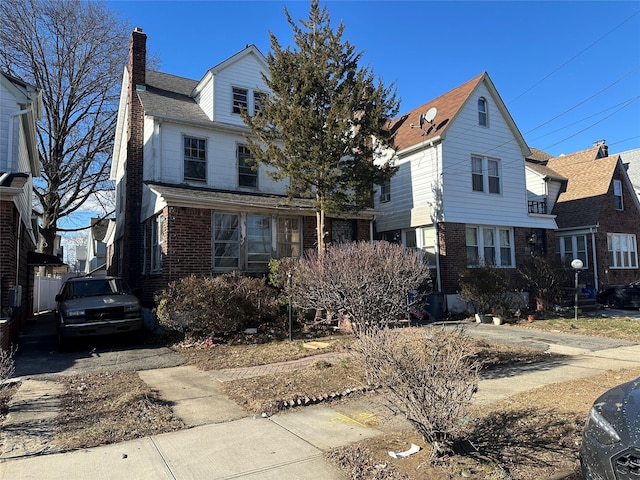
[155, 273, 281, 339]
[0, 345, 16, 385]
[289, 241, 430, 333]
[353, 326, 480, 459]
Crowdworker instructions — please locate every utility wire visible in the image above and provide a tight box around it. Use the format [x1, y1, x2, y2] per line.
[507, 9, 640, 105]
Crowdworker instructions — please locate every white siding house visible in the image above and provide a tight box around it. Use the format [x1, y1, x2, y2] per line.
[375, 72, 560, 304]
[109, 28, 375, 302]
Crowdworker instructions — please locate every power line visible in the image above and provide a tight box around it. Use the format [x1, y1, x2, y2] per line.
[507, 9, 640, 105]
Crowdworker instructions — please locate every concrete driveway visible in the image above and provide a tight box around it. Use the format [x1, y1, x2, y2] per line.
[13, 312, 186, 379]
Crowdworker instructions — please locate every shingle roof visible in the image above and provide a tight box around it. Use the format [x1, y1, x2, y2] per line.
[527, 148, 554, 162]
[146, 182, 377, 219]
[525, 160, 567, 181]
[619, 147, 640, 192]
[546, 146, 620, 228]
[389, 73, 485, 152]
[137, 70, 210, 123]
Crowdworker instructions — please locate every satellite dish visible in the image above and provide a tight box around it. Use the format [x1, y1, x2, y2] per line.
[424, 107, 437, 123]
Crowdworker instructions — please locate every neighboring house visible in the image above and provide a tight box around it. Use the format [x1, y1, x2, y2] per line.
[0, 72, 42, 346]
[109, 28, 375, 302]
[618, 147, 640, 202]
[542, 142, 640, 291]
[374, 72, 560, 311]
[75, 245, 87, 273]
[84, 217, 109, 273]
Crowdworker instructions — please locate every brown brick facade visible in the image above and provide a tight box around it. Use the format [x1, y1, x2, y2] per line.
[594, 164, 640, 287]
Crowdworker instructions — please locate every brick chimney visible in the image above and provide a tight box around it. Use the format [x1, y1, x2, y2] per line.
[122, 27, 147, 290]
[593, 139, 608, 158]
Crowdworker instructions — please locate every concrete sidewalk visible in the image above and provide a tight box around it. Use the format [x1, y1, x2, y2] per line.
[2, 323, 640, 479]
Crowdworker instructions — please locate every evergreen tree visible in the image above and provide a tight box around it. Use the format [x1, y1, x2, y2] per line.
[244, 0, 399, 253]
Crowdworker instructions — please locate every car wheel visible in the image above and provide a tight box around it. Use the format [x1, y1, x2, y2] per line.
[607, 294, 625, 309]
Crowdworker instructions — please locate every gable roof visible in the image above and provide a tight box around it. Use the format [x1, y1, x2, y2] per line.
[546, 145, 622, 228]
[389, 72, 530, 157]
[619, 147, 640, 193]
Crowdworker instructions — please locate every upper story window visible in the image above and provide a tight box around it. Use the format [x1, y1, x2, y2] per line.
[238, 144, 257, 188]
[184, 136, 206, 182]
[232, 87, 248, 114]
[466, 226, 514, 267]
[471, 156, 501, 194]
[253, 91, 266, 115]
[608, 233, 638, 269]
[379, 179, 391, 203]
[613, 179, 623, 210]
[478, 97, 488, 127]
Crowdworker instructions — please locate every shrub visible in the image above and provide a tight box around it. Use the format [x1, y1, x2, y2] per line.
[288, 241, 430, 334]
[518, 256, 572, 311]
[0, 345, 16, 386]
[353, 326, 480, 459]
[155, 273, 281, 339]
[458, 266, 508, 315]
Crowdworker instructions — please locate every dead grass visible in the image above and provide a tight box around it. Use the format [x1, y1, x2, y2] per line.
[521, 312, 640, 341]
[175, 333, 352, 370]
[53, 371, 184, 451]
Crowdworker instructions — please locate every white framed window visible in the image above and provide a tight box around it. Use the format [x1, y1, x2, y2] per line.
[247, 214, 271, 270]
[471, 156, 501, 194]
[238, 144, 258, 188]
[466, 226, 514, 267]
[184, 136, 206, 181]
[613, 179, 623, 210]
[278, 218, 301, 258]
[379, 179, 391, 203]
[253, 91, 266, 115]
[213, 213, 240, 269]
[420, 226, 437, 267]
[478, 97, 488, 127]
[151, 215, 164, 273]
[555, 235, 588, 268]
[608, 233, 638, 269]
[232, 87, 248, 114]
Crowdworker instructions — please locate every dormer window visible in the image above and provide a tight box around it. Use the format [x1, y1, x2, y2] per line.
[614, 179, 623, 210]
[478, 97, 488, 127]
[232, 87, 248, 114]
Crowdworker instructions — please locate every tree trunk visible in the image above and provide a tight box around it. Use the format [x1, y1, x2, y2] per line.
[316, 208, 326, 254]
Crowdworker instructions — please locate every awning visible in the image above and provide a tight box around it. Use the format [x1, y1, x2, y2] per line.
[27, 251, 65, 266]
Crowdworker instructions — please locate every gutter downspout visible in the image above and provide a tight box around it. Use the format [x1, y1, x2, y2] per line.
[590, 227, 598, 291]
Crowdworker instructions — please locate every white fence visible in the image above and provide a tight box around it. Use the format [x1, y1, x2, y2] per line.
[33, 275, 63, 314]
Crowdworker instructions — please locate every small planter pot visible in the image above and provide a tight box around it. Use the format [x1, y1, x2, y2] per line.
[492, 316, 503, 326]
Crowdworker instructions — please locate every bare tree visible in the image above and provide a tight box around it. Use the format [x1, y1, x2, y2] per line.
[0, 0, 129, 255]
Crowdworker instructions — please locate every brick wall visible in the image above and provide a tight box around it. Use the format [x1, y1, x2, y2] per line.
[595, 164, 640, 287]
[438, 222, 467, 292]
[0, 200, 36, 347]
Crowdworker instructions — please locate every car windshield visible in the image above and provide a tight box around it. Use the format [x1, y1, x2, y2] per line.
[61, 278, 131, 299]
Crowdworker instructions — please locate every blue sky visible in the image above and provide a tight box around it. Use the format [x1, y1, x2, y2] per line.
[63, 0, 640, 260]
[107, 0, 640, 157]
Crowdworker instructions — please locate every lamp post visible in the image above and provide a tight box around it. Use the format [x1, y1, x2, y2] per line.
[570, 259, 584, 322]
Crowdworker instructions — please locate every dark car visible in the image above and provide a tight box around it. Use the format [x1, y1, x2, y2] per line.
[596, 280, 640, 309]
[580, 376, 640, 479]
[55, 276, 143, 347]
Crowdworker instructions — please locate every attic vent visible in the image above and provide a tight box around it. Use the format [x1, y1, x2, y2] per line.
[135, 84, 146, 92]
